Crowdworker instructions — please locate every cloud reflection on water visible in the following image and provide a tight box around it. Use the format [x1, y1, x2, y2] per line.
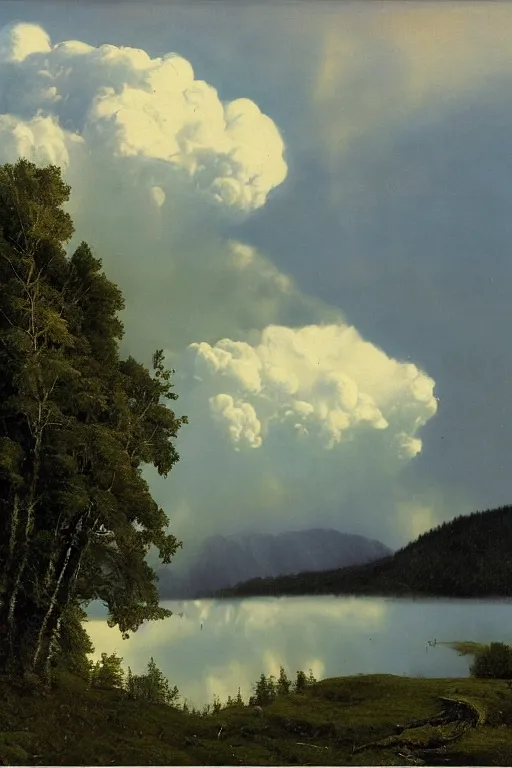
[85, 596, 512, 708]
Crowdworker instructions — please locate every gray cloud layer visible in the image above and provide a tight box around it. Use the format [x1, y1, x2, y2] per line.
[242, 86, 512, 519]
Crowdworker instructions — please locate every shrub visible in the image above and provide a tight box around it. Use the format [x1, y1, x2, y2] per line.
[470, 642, 512, 679]
[125, 657, 179, 706]
[249, 667, 317, 705]
[277, 666, 291, 695]
[91, 652, 125, 690]
[47, 605, 95, 684]
[307, 669, 317, 687]
[294, 669, 307, 692]
[249, 673, 277, 706]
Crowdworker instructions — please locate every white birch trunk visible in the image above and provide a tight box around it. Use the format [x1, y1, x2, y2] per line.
[31, 539, 74, 672]
[31, 507, 95, 673]
[6, 432, 42, 659]
[42, 609, 62, 683]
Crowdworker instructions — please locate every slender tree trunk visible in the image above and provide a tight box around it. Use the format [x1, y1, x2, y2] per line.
[2, 243, 57, 672]
[0, 491, 20, 670]
[6, 432, 42, 664]
[31, 508, 96, 675]
[42, 613, 62, 684]
[3, 492, 20, 587]
[41, 513, 65, 593]
[32, 548, 87, 677]
[31, 539, 75, 673]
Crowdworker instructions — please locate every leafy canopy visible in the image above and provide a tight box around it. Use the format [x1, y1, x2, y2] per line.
[0, 158, 187, 678]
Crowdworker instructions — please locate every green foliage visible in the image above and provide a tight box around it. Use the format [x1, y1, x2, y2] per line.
[294, 669, 307, 693]
[248, 667, 316, 706]
[250, 673, 277, 706]
[91, 652, 125, 690]
[0, 158, 74, 251]
[2, 672, 510, 766]
[277, 665, 291, 695]
[470, 642, 512, 680]
[307, 669, 317, 687]
[125, 657, 179, 707]
[0, 437, 24, 487]
[0, 159, 187, 678]
[221, 505, 512, 599]
[50, 603, 95, 682]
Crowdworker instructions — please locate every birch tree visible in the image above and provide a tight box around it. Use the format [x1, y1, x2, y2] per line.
[0, 159, 186, 679]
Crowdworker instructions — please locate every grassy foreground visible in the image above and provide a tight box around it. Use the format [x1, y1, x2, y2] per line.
[0, 672, 512, 765]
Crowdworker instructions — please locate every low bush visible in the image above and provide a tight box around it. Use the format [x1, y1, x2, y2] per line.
[470, 642, 512, 680]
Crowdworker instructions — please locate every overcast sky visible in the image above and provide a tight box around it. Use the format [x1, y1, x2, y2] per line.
[0, 1, 510, 554]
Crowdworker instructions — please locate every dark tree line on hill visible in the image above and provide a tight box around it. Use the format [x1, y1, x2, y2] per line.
[219, 505, 512, 598]
[0, 159, 187, 681]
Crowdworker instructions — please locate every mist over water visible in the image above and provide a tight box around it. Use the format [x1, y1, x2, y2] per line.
[85, 597, 512, 708]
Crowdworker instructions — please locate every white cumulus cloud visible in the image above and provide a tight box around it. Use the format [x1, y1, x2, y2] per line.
[149, 323, 438, 549]
[209, 393, 262, 450]
[0, 22, 51, 62]
[0, 113, 83, 169]
[0, 22, 287, 211]
[184, 323, 437, 453]
[0, 21, 440, 550]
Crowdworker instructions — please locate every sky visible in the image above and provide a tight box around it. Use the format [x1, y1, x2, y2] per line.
[0, 1, 510, 556]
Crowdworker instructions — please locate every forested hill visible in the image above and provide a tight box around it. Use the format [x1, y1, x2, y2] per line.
[217, 505, 512, 599]
[157, 529, 392, 598]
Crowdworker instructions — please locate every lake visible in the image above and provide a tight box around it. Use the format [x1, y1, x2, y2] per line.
[85, 596, 512, 709]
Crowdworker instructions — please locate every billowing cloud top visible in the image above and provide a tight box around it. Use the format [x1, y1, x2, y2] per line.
[0, 22, 287, 210]
[0, 20, 439, 548]
[183, 323, 437, 455]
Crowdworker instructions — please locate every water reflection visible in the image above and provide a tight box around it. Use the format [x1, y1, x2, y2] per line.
[85, 597, 512, 708]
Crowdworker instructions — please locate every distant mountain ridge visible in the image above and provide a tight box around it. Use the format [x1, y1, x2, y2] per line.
[156, 528, 393, 599]
[218, 505, 512, 599]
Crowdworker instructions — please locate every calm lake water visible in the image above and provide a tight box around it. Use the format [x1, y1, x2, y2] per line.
[85, 597, 512, 708]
